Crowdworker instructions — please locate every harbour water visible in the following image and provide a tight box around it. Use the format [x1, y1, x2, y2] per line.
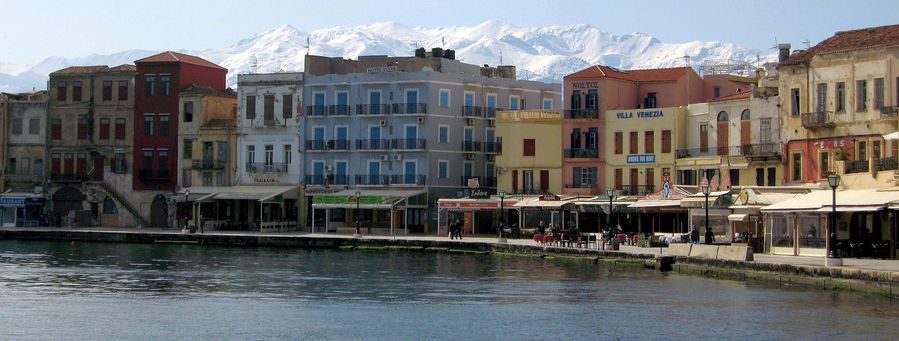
[1, 240, 897, 340]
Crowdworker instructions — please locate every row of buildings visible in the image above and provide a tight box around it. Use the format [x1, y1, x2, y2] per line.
[1, 24, 898, 259]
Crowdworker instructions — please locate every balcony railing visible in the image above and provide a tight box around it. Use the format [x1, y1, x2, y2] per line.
[485, 107, 503, 118]
[675, 146, 740, 158]
[484, 141, 503, 154]
[305, 140, 327, 151]
[355, 174, 390, 186]
[738, 143, 782, 159]
[462, 141, 483, 152]
[391, 138, 427, 150]
[463, 106, 482, 117]
[483, 176, 497, 188]
[137, 169, 169, 181]
[880, 106, 898, 118]
[845, 160, 870, 174]
[305, 105, 327, 117]
[305, 174, 349, 186]
[246, 163, 288, 174]
[564, 148, 600, 158]
[390, 174, 426, 186]
[328, 105, 351, 116]
[801, 111, 835, 129]
[263, 117, 282, 126]
[50, 173, 89, 182]
[875, 157, 898, 171]
[615, 185, 655, 196]
[356, 104, 391, 115]
[355, 139, 391, 150]
[192, 159, 226, 170]
[564, 109, 600, 119]
[392, 103, 427, 114]
[327, 139, 351, 151]
[565, 182, 599, 189]
[5, 173, 43, 183]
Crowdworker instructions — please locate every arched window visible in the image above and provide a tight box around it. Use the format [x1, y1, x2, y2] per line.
[741, 109, 750, 120]
[102, 197, 118, 214]
[717, 111, 729, 121]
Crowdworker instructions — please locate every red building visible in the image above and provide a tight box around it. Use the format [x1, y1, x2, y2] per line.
[133, 51, 227, 226]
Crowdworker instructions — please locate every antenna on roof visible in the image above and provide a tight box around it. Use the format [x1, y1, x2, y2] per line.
[441, 36, 445, 48]
[305, 36, 311, 56]
[802, 39, 811, 49]
[249, 55, 258, 73]
[410, 40, 420, 49]
[500, 50, 503, 65]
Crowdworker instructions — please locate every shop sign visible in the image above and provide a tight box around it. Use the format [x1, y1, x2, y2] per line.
[627, 154, 656, 163]
[540, 193, 560, 201]
[615, 110, 664, 119]
[252, 173, 278, 183]
[812, 138, 849, 150]
[367, 66, 397, 74]
[439, 201, 459, 208]
[571, 81, 598, 89]
[459, 202, 497, 208]
[469, 189, 490, 199]
[0, 197, 26, 206]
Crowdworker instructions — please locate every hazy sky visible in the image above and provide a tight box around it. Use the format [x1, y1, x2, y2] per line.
[2, 0, 896, 64]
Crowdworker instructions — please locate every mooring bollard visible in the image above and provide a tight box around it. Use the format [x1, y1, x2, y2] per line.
[658, 256, 675, 272]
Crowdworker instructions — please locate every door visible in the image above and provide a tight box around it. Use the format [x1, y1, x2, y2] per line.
[150, 194, 169, 227]
[335, 161, 347, 185]
[369, 91, 381, 114]
[313, 127, 325, 150]
[64, 153, 74, 175]
[540, 170, 549, 193]
[369, 126, 381, 149]
[404, 161, 416, 185]
[313, 162, 324, 185]
[717, 111, 729, 155]
[336, 126, 348, 150]
[368, 161, 380, 185]
[92, 158, 104, 181]
[630, 168, 639, 195]
[487, 95, 496, 118]
[405, 125, 417, 149]
[740, 110, 751, 150]
[406, 90, 418, 113]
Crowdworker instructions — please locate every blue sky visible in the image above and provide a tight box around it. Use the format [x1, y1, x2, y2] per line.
[2, 0, 896, 64]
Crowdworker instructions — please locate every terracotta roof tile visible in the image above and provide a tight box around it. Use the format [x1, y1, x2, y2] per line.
[782, 24, 899, 65]
[135, 51, 227, 71]
[180, 84, 236, 98]
[565, 65, 693, 82]
[710, 91, 750, 102]
[49, 64, 137, 75]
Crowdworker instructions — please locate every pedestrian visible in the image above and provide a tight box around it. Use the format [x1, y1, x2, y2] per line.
[55, 213, 61, 229]
[455, 219, 463, 240]
[537, 220, 546, 235]
[449, 219, 456, 239]
[690, 225, 700, 244]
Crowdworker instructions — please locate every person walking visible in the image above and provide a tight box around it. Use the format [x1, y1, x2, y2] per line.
[690, 225, 700, 244]
[454, 219, 463, 240]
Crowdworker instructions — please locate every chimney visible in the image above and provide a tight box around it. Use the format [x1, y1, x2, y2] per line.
[778, 44, 791, 63]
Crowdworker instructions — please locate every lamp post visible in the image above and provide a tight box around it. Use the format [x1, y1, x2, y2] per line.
[826, 174, 843, 267]
[497, 191, 507, 243]
[184, 189, 190, 233]
[702, 184, 712, 244]
[606, 188, 615, 233]
[353, 191, 362, 238]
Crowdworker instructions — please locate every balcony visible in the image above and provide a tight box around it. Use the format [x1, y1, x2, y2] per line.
[355, 174, 390, 186]
[564, 148, 599, 158]
[616, 185, 655, 196]
[392, 103, 427, 115]
[5, 173, 43, 183]
[880, 106, 898, 119]
[801, 111, 835, 129]
[875, 157, 898, 171]
[138, 169, 169, 181]
[192, 159, 226, 170]
[565, 182, 599, 189]
[263, 117, 282, 126]
[391, 174, 426, 186]
[50, 173, 89, 183]
[355, 139, 391, 150]
[845, 160, 869, 174]
[564, 109, 600, 119]
[246, 163, 288, 174]
[391, 138, 427, 150]
[484, 141, 503, 154]
[328, 105, 351, 116]
[305, 174, 349, 186]
[462, 106, 483, 117]
[305, 140, 327, 151]
[305, 105, 327, 117]
[328, 139, 351, 151]
[738, 143, 782, 161]
[485, 107, 503, 118]
[462, 141, 483, 152]
[675, 146, 740, 158]
[356, 104, 391, 115]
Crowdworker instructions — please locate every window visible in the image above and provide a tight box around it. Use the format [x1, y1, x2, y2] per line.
[644, 92, 656, 109]
[246, 95, 256, 119]
[144, 115, 154, 136]
[158, 150, 169, 173]
[768, 167, 776, 186]
[183, 102, 194, 122]
[159, 115, 170, 136]
[512, 170, 519, 193]
[756, 168, 765, 186]
[873, 140, 882, 160]
[439, 126, 449, 144]
[836, 82, 845, 112]
[486, 94, 497, 117]
[182, 169, 192, 187]
[264, 145, 274, 166]
[77, 116, 89, 140]
[816, 83, 827, 112]
[570, 90, 581, 110]
[102, 81, 113, 101]
[56, 81, 67, 101]
[874, 78, 884, 110]
[859, 141, 868, 161]
[438, 161, 448, 179]
[791, 152, 802, 182]
[820, 151, 830, 177]
[614, 168, 623, 189]
[115, 118, 126, 139]
[217, 142, 228, 166]
[523, 139, 535, 156]
[160, 75, 171, 96]
[103, 197, 118, 214]
[7, 158, 16, 174]
[73, 81, 82, 101]
[522, 170, 534, 193]
[183, 139, 193, 158]
[246, 145, 255, 164]
[856, 80, 867, 111]
[202, 172, 213, 186]
[661, 130, 671, 153]
[29, 118, 39, 135]
[111, 152, 125, 174]
[644, 131, 654, 153]
[34, 158, 43, 176]
[283, 94, 293, 119]
[581, 167, 596, 185]
[543, 98, 552, 110]
[51, 119, 62, 140]
[729, 169, 739, 187]
[646, 168, 655, 190]
[118, 80, 128, 101]
[337, 92, 350, 115]
[586, 90, 598, 109]
[713, 86, 721, 99]
[284, 144, 292, 164]
[790, 88, 800, 116]
[509, 95, 520, 110]
[11, 118, 22, 135]
[142, 150, 154, 171]
[700, 124, 709, 152]
[629, 131, 638, 154]
[145, 75, 156, 96]
[99, 118, 110, 140]
[570, 128, 581, 149]
[759, 119, 771, 143]
[439, 89, 450, 108]
[614, 132, 623, 154]
[264, 94, 275, 120]
[587, 128, 598, 149]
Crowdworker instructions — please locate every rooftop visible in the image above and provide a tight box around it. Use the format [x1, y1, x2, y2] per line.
[180, 84, 236, 98]
[135, 51, 227, 71]
[565, 65, 694, 82]
[49, 64, 136, 76]
[710, 91, 751, 102]
[782, 24, 899, 65]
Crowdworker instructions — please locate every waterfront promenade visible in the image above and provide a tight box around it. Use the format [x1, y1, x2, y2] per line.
[3, 226, 899, 275]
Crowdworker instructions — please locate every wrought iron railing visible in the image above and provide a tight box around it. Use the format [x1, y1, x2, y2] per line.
[564, 148, 600, 158]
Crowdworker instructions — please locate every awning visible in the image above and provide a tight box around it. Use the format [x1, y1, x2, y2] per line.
[312, 189, 426, 209]
[197, 185, 301, 202]
[681, 190, 731, 208]
[628, 199, 682, 208]
[763, 189, 899, 212]
[815, 205, 884, 213]
[728, 214, 748, 222]
[884, 132, 899, 141]
[438, 197, 519, 209]
[513, 196, 577, 209]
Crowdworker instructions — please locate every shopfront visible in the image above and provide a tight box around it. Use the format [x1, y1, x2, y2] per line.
[312, 189, 427, 235]
[0, 193, 45, 227]
[681, 190, 733, 242]
[437, 196, 519, 236]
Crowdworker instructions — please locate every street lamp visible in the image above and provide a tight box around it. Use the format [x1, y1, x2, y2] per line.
[184, 189, 190, 232]
[606, 188, 615, 233]
[498, 191, 507, 243]
[354, 191, 362, 238]
[826, 174, 843, 267]
[702, 184, 713, 244]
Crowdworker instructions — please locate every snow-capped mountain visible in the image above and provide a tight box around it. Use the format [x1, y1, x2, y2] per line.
[0, 21, 773, 92]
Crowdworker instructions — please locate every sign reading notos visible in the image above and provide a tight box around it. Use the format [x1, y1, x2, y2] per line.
[571, 81, 598, 89]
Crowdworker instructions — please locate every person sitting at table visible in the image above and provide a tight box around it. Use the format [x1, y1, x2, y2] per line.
[537, 221, 546, 235]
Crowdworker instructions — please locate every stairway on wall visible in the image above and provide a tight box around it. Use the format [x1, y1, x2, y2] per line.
[87, 181, 150, 227]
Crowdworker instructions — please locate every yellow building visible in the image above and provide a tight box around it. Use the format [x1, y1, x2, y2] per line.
[177, 85, 237, 188]
[604, 106, 687, 196]
[495, 110, 563, 195]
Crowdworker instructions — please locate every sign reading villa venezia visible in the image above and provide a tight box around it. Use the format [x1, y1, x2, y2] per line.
[615, 110, 664, 119]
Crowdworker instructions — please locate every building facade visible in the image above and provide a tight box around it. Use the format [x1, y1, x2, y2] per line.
[177, 85, 237, 189]
[495, 110, 563, 195]
[132, 51, 227, 227]
[1, 91, 48, 227]
[46, 65, 141, 227]
[301, 51, 561, 233]
[605, 106, 686, 197]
